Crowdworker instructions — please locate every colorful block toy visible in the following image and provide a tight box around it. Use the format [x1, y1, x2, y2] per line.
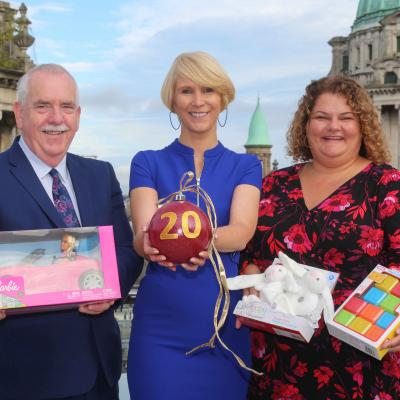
[326, 265, 400, 360]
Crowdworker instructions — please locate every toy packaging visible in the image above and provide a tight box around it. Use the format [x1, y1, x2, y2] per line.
[326, 265, 400, 360]
[0, 226, 121, 314]
[230, 253, 339, 343]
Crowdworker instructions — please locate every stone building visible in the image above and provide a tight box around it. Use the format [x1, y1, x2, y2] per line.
[245, 97, 273, 176]
[328, 0, 400, 168]
[0, 2, 34, 152]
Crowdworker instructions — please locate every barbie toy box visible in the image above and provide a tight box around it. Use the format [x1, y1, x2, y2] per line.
[229, 253, 339, 343]
[326, 265, 400, 360]
[0, 226, 121, 314]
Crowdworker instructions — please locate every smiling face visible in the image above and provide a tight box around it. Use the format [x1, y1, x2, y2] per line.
[172, 76, 222, 138]
[13, 70, 81, 167]
[306, 92, 362, 167]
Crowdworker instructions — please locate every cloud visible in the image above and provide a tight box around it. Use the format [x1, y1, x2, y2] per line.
[25, 3, 72, 16]
[80, 86, 164, 115]
[113, 0, 357, 58]
[61, 62, 98, 73]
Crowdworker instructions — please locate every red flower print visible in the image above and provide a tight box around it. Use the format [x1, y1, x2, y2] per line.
[382, 353, 400, 379]
[339, 224, 350, 234]
[345, 361, 363, 386]
[293, 361, 308, 377]
[373, 392, 394, 400]
[357, 226, 383, 256]
[389, 229, 400, 250]
[271, 381, 302, 400]
[251, 331, 266, 359]
[313, 366, 334, 389]
[319, 193, 353, 212]
[283, 224, 312, 254]
[379, 191, 400, 219]
[288, 188, 303, 200]
[323, 248, 345, 267]
[262, 175, 274, 193]
[259, 195, 279, 217]
[379, 169, 400, 184]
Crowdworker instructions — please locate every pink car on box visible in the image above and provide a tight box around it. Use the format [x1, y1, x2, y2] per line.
[0, 255, 104, 296]
[0, 226, 121, 314]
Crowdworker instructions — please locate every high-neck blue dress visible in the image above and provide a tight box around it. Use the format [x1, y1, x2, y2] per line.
[127, 139, 261, 399]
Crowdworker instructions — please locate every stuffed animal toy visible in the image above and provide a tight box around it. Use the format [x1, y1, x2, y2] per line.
[227, 252, 334, 322]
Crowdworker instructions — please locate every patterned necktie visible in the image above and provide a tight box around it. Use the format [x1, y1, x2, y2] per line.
[49, 168, 81, 227]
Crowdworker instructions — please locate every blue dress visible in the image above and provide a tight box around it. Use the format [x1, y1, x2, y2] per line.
[127, 139, 261, 400]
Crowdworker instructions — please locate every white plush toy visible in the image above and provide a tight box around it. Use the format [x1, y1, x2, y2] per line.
[227, 260, 299, 305]
[227, 252, 335, 323]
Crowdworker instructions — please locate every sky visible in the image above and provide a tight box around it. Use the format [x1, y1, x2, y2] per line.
[14, 0, 359, 194]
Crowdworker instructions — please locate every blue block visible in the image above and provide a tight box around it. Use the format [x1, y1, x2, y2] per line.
[363, 287, 387, 305]
[376, 312, 396, 329]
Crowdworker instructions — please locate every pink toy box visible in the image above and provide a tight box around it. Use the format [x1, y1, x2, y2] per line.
[0, 226, 121, 314]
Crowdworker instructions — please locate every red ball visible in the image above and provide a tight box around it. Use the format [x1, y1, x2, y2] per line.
[148, 200, 212, 264]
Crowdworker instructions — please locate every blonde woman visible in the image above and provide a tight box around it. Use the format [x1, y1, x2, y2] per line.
[127, 52, 261, 399]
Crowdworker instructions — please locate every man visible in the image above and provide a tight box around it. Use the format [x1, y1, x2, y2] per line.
[0, 64, 143, 399]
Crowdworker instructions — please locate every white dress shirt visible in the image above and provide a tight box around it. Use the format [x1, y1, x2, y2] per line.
[18, 136, 82, 224]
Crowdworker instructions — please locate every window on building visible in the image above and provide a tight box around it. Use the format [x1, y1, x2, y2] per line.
[368, 44, 373, 61]
[397, 36, 400, 53]
[342, 55, 349, 72]
[384, 71, 398, 85]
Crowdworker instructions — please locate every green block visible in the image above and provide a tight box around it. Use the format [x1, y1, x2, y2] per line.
[334, 309, 356, 326]
[380, 294, 400, 313]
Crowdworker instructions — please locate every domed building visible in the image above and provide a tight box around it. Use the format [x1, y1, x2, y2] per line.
[245, 97, 273, 176]
[328, 0, 400, 167]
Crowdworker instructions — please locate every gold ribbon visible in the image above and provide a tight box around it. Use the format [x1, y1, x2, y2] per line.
[158, 171, 262, 376]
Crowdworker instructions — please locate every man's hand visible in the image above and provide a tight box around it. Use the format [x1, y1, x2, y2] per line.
[0, 310, 5, 320]
[79, 300, 115, 315]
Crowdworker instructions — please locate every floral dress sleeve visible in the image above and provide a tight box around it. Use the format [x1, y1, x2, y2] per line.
[377, 167, 400, 269]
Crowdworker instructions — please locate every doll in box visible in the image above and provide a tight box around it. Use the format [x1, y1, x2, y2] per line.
[53, 233, 77, 264]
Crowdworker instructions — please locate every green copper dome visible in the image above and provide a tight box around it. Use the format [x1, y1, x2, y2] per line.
[352, 0, 400, 32]
[245, 97, 271, 147]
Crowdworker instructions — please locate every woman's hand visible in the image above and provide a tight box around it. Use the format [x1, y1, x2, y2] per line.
[181, 250, 209, 272]
[381, 328, 400, 353]
[0, 310, 6, 320]
[235, 263, 261, 329]
[142, 226, 176, 271]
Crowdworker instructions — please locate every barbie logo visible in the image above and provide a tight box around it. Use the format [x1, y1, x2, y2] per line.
[0, 276, 24, 295]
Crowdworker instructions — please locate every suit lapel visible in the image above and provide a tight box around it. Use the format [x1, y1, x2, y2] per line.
[67, 155, 96, 227]
[8, 139, 65, 227]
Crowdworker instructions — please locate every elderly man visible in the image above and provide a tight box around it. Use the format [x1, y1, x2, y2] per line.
[0, 64, 143, 400]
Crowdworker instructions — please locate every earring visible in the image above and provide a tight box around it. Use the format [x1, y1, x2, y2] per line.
[218, 108, 228, 127]
[169, 112, 181, 131]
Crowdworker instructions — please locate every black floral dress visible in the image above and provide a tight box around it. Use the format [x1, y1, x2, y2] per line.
[240, 163, 400, 400]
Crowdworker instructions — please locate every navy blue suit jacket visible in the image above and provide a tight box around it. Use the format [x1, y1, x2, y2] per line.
[0, 138, 143, 399]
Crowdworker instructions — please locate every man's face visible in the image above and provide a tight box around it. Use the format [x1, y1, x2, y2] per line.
[13, 70, 81, 167]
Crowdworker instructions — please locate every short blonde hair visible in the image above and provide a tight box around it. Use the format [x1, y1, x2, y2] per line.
[287, 75, 391, 164]
[161, 51, 235, 111]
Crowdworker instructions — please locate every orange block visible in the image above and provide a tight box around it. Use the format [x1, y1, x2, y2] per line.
[365, 325, 385, 341]
[359, 303, 384, 323]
